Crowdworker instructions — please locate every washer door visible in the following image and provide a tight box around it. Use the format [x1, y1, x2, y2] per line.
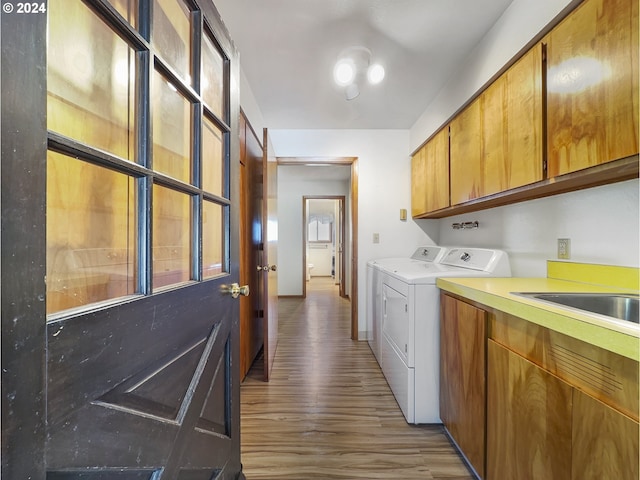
[382, 283, 410, 366]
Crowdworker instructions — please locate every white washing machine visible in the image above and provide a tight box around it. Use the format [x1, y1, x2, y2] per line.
[379, 247, 511, 424]
[366, 246, 448, 364]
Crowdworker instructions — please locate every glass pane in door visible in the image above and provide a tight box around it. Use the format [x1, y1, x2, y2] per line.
[201, 33, 224, 119]
[153, 185, 192, 289]
[152, 70, 192, 183]
[203, 200, 225, 278]
[47, 0, 137, 161]
[107, 0, 138, 29]
[202, 117, 224, 196]
[46, 151, 137, 315]
[153, 0, 192, 85]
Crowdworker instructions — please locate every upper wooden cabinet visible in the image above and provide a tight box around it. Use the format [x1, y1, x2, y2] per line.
[411, 126, 449, 216]
[546, 0, 639, 176]
[450, 44, 543, 206]
[450, 97, 482, 205]
[413, 0, 639, 219]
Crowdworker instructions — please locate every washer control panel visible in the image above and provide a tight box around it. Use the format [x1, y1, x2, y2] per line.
[410, 246, 445, 262]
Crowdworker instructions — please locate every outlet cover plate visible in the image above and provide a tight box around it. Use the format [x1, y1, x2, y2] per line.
[558, 238, 571, 259]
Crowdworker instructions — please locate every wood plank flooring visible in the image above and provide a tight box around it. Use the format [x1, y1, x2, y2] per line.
[240, 277, 474, 479]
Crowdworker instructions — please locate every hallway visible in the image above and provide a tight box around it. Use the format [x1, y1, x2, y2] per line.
[240, 277, 474, 479]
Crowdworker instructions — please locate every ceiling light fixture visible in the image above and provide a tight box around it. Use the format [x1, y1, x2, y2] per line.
[333, 59, 356, 86]
[333, 46, 385, 100]
[367, 63, 385, 84]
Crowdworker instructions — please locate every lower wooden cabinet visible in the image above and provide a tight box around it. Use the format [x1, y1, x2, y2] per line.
[487, 339, 639, 480]
[439, 294, 487, 478]
[487, 340, 572, 480]
[572, 389, 639, 480]
[440, 294, 639, 480]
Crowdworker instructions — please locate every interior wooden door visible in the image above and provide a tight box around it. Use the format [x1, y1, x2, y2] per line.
[262, 129, 278, 381]
[2, 1, 244, 478]
[239, 114, 265, 379]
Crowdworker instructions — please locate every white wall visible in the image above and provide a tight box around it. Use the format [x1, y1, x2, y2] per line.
[239, 69, 265, 135]
[271, 130, 440, 334]
[438, 179, 640, 277]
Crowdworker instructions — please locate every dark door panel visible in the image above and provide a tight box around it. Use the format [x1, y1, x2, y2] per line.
[2, 0, 244, 478]
[46, 284, 229, 427]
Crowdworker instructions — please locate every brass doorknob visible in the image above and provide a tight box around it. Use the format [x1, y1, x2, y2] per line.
[221, 283, 250, 298]
[258, 265, 277, 272]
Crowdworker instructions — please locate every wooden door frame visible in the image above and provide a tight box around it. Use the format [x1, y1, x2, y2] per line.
[302, 195, 346, 299]
[278, 157, 359, 341]
[1, 7, 48, 478]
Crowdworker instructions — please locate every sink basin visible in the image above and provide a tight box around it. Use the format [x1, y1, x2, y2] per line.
[514, 293, 639, 324]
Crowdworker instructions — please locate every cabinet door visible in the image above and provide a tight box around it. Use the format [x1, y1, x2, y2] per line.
[411, 126, 450, 216]
[503, 43, 544, 189]
[482, 46, 544, 198]
[451, 44, 543, 204]
[423, 126, 450, 213]
[487, 340, 573, 480]
[411, 145, 428, 217]
[572, 389, 639, 480]
[547, 0, 639, 176]
[482, 75, 508, 197]
[450, 98, 482, 205]
[439, 294, 486, 478]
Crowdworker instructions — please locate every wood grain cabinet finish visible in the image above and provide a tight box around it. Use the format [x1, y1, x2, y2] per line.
[439, 294, 487, 478]
[546, 0, 639, 176]
[450, 97, 482, 205]
[450, 45, 543, 205]
[487, 340, 573, 480]
[487, 310, 639, 480]
[411, 126, 450, 216]
[572, 389, 639, 480]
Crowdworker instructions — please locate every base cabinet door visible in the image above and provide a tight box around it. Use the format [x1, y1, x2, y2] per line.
[487, 340, 572, 480]
[439, 294, 487, 478]
[572, 389, 639, 480]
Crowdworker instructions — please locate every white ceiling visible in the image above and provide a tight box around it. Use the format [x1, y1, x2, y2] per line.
[214, 0, 515, 130]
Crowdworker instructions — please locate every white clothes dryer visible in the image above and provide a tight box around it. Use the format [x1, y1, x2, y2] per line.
[378, 247, 511, 424]
[366, 246, 448, 364]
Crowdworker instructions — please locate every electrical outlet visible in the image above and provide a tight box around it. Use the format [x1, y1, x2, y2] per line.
[557, 238, 571, 259]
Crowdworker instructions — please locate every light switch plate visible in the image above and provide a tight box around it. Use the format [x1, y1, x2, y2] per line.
[557, 238, 571, 259]
[373, 233, 380, 244]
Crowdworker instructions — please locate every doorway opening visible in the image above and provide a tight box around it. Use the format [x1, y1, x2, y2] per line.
[303, 196, 346, 299]
[277, 157, 359, 340]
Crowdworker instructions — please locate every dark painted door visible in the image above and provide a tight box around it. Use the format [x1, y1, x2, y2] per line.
[2, 1, 244, 479]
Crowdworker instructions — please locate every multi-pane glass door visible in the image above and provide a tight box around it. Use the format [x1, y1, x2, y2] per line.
[39, 1, 243, 477]
[46, 0, 230, 315]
